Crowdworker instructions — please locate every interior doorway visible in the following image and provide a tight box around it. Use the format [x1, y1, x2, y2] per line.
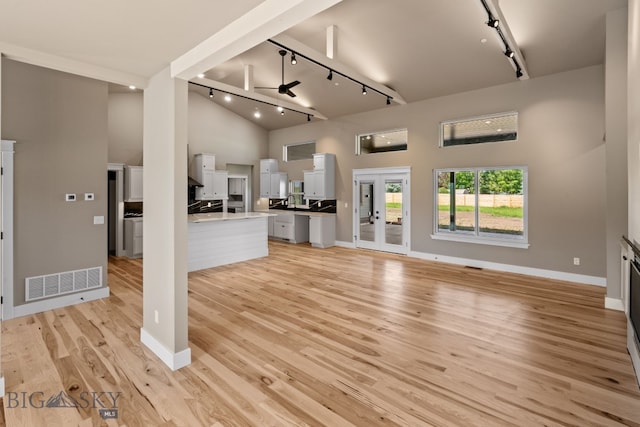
[353, 167, 410, 254]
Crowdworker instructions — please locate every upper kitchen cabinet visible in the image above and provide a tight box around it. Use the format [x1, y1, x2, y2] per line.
[193, 153, 227, 200]
[124, 165, 143, 202]
[304, 153, 335, 200]
[260, 158, 278, 174]
[259, 158, 287, 198]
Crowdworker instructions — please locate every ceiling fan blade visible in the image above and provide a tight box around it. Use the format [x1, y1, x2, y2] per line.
[286, 90, 297, 98]
[285, 80, 300, 90]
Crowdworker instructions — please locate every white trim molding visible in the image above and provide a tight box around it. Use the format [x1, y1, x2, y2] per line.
[605, 297, 624, 311]
[11, 287, 110, 319]
[140, 328, 192, 371]
[408, 250, 606, 287]
[335, 240, 356, 249]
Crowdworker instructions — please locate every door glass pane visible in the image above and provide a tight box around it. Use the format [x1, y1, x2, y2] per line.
[437, 172, 451, 231]
[478, 169, 524, 237]
[385, 180, 403, 245]
[359, 182, 375, 242]
[454, 171, 475, 233]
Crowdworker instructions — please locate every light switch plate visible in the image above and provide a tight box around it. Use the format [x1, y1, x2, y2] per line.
[85, 193, 94, 201]
[65, 193, 76, 202]
[93, 216, 105, 225]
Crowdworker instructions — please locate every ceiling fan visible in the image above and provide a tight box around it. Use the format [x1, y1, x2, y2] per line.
[256, 49, 301, 98]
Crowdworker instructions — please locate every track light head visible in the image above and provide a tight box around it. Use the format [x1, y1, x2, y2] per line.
[327, 70, 333, 81]
[209, 88, 214, 98]
[290, 52, 297, 65]
[307, 114, 311, 122]
[505, 48, 515, 59]
[487, 17, 499, 28]
[386, 96, 391, 105]
[362, 85, 367, 95]
[516, 68, 523, 79]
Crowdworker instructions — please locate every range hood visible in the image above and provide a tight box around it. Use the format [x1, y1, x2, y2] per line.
[188, 176, 203, 187]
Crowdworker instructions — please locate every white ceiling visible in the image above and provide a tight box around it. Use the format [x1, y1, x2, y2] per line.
[0, 0, 627, 130]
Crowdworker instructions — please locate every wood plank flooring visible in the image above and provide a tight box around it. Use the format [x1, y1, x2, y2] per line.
[2, 241, 640, 426]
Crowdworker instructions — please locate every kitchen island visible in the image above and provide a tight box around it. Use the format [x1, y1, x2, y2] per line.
[187, 212, 275, 272]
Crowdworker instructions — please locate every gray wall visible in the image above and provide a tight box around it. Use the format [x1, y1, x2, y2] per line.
[108, 92, 144, 165]
[270, 65, 608, 278]
[1, 58, 109, 306]
[629, 1, 640, 255]
[605, 7, 628, 299]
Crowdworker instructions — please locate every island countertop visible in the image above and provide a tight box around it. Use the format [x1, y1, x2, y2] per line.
[188, 211, 276, 223]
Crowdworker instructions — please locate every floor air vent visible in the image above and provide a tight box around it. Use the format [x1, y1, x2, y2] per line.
[26, 266, 102, 301]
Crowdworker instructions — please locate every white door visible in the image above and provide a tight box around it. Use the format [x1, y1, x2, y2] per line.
[354, 170, 410, 254]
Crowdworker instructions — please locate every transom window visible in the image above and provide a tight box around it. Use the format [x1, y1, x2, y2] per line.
[432, 167, 528, 248]
[356, 128, 408, 155]
[284, 141, 316, 161]
[440, 112, 518, 147]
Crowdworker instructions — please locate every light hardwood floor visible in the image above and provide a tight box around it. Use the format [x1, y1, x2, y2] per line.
[2, 241, 640, 426]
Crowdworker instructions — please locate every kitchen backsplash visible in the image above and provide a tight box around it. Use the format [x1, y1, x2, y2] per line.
[269, 199, 337, 213]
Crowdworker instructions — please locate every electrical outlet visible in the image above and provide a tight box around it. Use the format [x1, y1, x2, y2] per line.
[154, 310, 159, 324]
[84, 193, 94, 201]
[344, 202, 348, 209]
[65, 193, 76, 202]
[573, 257, 580, 266]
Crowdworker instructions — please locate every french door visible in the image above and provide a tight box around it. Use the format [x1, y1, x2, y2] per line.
[353, 168, 410, 254]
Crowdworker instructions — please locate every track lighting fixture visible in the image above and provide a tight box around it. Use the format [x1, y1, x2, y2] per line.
[290, 52, 297, 65]
[505, 48, 515, 59]
[307, 114, 311, 122]
[386, 96, 391, 105]
[277, 106, 285, 116]
[362, 85, 367, 95]
[516, 68, 523, 79]
[487, 17, 499, 28]
[327, 70, 333, 81]
[209, 88, 214, 98]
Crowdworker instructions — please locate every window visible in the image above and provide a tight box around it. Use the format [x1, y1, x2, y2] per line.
[440, 112, 518, 147]
[284, 141, 315, 161]
[356, 128, 407, 155]
[433, 167, 528, 248]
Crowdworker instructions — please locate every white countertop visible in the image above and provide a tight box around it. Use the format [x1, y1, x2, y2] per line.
[266, 210, 336, 217]
[188, 211, 275, 223]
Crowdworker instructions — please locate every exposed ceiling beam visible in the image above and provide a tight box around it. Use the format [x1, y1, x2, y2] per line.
[244, 64, 254, 91]
[0, 42, 148, 89]
[480, 0, 529, 80]
[270, 34, 406, 105]
[192, 77, 328, 120]
[171, 0, 343, 80]
[326, 25, 338, 59]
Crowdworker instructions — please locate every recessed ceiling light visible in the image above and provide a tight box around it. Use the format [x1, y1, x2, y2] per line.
[224, 94, 232, 102]
[197, 73, 205, 79]
[366, 135, 371, 140]
[254, 111, 261, 119]
[277, 106, 284, 113]
[480, 38, 488, 44]
[128, 85, 136, 90]
[485, 120, 492, 124]
[497, 128, 503, 132]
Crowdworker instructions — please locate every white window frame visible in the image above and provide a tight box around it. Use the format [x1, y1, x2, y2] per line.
[431, 166, 529, 249]
[283, 140, 316, 162]
[355, 128, 408, 155]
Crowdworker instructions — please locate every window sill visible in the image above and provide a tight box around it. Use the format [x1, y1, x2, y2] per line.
[430, 233, 530, 249]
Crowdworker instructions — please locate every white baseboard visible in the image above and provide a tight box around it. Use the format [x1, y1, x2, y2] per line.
[140, 328, 191, 371]
[408, 251, 606, 287]
[10, 287, 110, 319]
[335, 240, 356, 249]
[605, 297, 624, 311]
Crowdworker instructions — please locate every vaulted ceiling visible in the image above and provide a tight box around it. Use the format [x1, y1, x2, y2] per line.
[0, 0, 627, 130]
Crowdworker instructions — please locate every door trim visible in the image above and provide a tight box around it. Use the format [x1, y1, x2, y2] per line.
[353, 167, 411, 254]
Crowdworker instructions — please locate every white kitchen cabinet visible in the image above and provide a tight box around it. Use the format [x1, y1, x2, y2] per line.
[228, 177, 243, 195]
[124, 218, 143, 258]
[268, 215, 275, 237]
[272, 213, 309, 243]
[196, 170, 228, 200]
[260, 158, 279, 174]
[194, 153, 215, 171]
[304, 153, 335, 199]
[270, 172, 288, 199]
[309, 215, 336, 248]
[124, 165, 143, 202]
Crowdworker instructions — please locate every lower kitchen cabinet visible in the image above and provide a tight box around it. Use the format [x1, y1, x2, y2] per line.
[309, 215, 336, 248]
[272, 213, 309, 243]
[124, 218, 143, 258]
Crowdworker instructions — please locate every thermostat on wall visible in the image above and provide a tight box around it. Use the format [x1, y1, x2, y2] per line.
[65, 193, 76, 202]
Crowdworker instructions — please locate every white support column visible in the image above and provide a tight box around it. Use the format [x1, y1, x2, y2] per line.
[326, 25, 338, 59]
[140, 66, 190, 370]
